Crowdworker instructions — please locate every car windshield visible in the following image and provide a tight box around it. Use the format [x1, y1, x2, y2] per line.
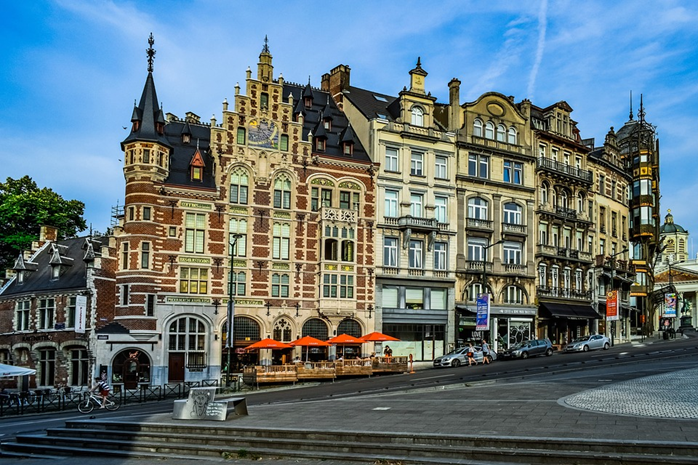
[571, 336, 590, 343]
[447, 348, 466, 355]
[510, 342, 525, 350]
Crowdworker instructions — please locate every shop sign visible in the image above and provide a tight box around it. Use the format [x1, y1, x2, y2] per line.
[179, 256, 211, 264]
[166, 296, 211, 304]
[180, 201, 212, 210]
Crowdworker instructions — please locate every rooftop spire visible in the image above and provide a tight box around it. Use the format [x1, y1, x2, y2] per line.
[146, 32, 156, 73]
[262, 35, 270, 54]
[638, 94, 646, 122]
[629, 90, 633, 121]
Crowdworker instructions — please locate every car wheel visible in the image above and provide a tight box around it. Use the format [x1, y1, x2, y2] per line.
[452, 359, 461, 368]
[545, 348, 553, 356]
[603, 342, 610, 350]
[487, 355, 493, 363]
[521, 352, 529, 359]
[583, 345, 589, 352]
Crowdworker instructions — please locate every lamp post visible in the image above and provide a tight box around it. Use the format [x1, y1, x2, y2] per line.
[482, 238, 504, 350]
[607, 248, 628, 347]
[226, 233, 243, 388]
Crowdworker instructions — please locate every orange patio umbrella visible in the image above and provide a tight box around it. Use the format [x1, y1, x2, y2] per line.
[244, 338, 293, 350]
[328, 334, 364, 358]
[360, 332, 400, 342]
[290, 335, 330, 361]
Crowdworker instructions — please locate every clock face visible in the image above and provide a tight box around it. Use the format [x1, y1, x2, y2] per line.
[248, 118, 279, 149]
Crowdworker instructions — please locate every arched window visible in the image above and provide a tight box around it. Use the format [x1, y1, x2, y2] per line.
[273, 175, 292, 209]
[230, 169, 249, 205]
[503, 202, 522, 225]
[231, 316, 260, 343]
[341, 240, 354, 261]
[485, 121, 495, 139]
[273, 318, 293, 342]
[508, 127, 517, 144]
[338, 319, 362, 338]
[496, 124, 506, 142]
[168, 316, 207, 371]
[468, 197, 488, 219]
[302, 318, 329, 339]
[503, 285, 523, 304]
[559, 190, 568, 209]
[324, 238, 338, 260]
[411, 106, 424, 126]
[541, 182, 549, 205]
[577, 192, 585, 212]
[473, 118, 483, 137]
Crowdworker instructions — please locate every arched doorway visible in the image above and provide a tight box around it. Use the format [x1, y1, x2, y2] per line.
[112, 350, 151, 389]
[302, 318, 329, 362]
[222, 316, 261, 372]
[167, 316, 207, 383]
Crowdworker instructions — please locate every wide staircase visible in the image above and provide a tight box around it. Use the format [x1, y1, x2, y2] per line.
[3, 418, 698, 464]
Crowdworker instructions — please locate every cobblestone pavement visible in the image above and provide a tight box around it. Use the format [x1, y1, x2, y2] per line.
[562, 367, 698, 419]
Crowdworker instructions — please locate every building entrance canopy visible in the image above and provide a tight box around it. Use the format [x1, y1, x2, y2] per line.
[539, 302, 600, 320]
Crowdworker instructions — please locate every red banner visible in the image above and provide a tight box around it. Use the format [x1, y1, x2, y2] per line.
[607, 290, 619, 321]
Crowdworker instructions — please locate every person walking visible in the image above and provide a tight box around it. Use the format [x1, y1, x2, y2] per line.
[481, 339, 491, 364]
[466, 343, 476, 366]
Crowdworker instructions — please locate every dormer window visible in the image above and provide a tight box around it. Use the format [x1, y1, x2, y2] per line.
[343, 142, 353, 155]
[411, 106, 424, 127]
[189, 149, 206, 182]
[143, 149, 150, 164]
[132, 121, 140, 132]
[316, 138, 326, 151]
[324, 119, 331, 131]
[182, 133, 191, 144]
[17, 271, 24, 284]
[192, 166, 203, 181]
[51, 264, 61, 280]
[304, 97, 312, 109]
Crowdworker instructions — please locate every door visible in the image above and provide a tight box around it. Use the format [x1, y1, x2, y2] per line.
[168, 353, 185, 382]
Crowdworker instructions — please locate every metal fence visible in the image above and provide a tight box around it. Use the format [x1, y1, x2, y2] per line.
[0, 377, 240, 418]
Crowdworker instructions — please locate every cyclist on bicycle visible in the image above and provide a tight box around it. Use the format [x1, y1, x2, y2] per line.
[92, 376, 110, 408]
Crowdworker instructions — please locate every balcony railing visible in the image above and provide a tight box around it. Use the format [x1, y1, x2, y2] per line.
[555, 206, 577, 220]
[503, 264, 527, 274]
[537, 157, 593, 183]
[537, 286, 592, 301]
[502, 223, 527, 235]
[320, 206, 357, 224]
[466, 218, 493, 230]
[464, 261, 493, 273]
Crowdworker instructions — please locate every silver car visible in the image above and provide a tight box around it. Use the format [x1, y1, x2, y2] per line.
[564, 334, 611, 352]
[433, 346, 495, 368]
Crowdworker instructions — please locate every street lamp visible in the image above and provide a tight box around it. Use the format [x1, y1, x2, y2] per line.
[607, 248, 628, 347]
[226, 233, 243, 388]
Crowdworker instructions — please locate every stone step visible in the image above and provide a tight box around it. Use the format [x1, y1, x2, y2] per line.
[4, 424, 698, 465]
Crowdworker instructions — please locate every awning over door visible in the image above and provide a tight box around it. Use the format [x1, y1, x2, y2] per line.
[539, 302, 600, 320]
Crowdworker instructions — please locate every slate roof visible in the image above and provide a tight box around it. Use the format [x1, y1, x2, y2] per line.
[1, 236, 107, 297]
[285, 83, 370, 163]
[342, 86, 399, 121]
[122, 72, 171, 148]
[161, 120, 216, 190]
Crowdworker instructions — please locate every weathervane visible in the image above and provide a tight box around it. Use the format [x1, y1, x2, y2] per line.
[147, 33, 156, 73]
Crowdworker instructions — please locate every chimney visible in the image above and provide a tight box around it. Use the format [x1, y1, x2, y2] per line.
[323, 65, 351, 101]
[448, 78, 461, 131]
[40, 225, 58, 244]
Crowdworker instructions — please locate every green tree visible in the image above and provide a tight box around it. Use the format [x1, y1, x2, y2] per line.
[0, 176, 87, 277]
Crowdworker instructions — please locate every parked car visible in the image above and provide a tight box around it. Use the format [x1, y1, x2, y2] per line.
[499, 339, 553, 359]
[564, 334, 610, 352]
[433, 346, 495, 368]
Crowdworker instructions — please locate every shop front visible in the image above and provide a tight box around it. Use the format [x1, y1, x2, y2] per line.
[538, 301, 600, 348]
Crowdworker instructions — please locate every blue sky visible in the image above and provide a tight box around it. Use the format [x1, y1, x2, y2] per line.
[2, 0, 697, 254]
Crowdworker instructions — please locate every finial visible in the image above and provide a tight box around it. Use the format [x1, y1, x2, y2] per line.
[638, 94, 645, 122]
[417, 56, 422, 67]
[146, 33, 156, 73]
[262, 35, 270, 53]
[629, 91, 633, 120]
[308, 76, 311, 85]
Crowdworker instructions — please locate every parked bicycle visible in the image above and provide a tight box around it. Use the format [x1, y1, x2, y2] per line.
[77, 392, 121, 413]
